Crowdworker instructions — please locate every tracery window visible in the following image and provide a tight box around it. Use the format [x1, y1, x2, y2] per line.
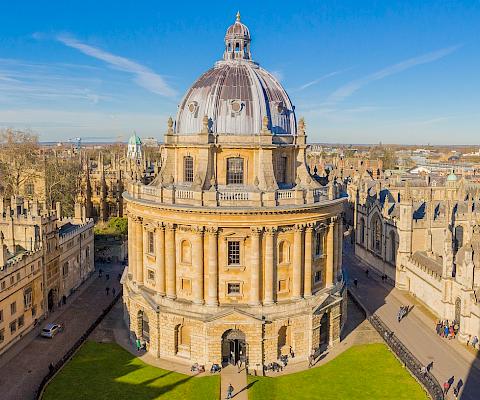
[372, 215, 382, 254]
[227, 158, 244, 185]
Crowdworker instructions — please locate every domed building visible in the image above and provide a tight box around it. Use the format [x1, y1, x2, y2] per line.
[122, 13, 346, 372]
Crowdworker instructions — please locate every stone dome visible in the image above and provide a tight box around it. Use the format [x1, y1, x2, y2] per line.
[175, 13, 296, 136]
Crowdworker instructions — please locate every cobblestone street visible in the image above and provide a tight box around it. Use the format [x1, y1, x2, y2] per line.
[0, 262, 124, 400]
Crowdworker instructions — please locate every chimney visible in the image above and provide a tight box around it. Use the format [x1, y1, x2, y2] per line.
[56, 202, 62, 220]
[74, 202, 82, 222]
[0, 232, 8, 267]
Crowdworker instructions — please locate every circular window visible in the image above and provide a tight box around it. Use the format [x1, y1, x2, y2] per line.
[230, 100, 243, 113]
[276, 101, 285, 114]
[187, 101, 198, 113]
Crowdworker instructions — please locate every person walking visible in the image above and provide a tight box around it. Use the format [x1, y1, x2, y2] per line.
[443, 380, 450, 395]
[136, 338, 141, 352]
[112, 287, 116, 297]
[226, 383, 234, 399]
[106, 287, 110, 295]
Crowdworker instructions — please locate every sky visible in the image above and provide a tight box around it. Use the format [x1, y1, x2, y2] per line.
[0, 0, 479, 145]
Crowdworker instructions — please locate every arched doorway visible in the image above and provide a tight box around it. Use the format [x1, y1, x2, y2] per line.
[320, 313, 329, 347]
[277, 325, 291, 358]
[47, 289, 55, 311]
[137, 310, 150, 343]
[221, 329, 246, 367]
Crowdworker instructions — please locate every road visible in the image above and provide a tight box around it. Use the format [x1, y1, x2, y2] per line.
[344, 243, 480, 400]
[0, 262, 123, 400]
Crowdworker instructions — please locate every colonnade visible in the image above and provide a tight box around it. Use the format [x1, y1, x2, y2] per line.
[127, 214, 344, 305]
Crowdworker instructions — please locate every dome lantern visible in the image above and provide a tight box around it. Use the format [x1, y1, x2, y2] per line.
[223, 11, 251, 61]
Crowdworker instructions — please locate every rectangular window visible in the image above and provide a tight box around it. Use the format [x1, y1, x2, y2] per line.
[24, 287, 33, 310]
[147, 269, 155, 281]
[275, 156, 288, 184]
[278, 279, 287, 292]
[32, 306, 37, 317]
[10, 276, 14, 285]
[181, 278, 191, 293]
[314, 271, 322, 283]
[184, 156, 194, 182]
[148, 231, 155, 254]
[16, 272, 20, 281]
[1, 281, 5, 290]
[18, 315, 24, 328]
[0, 309, 3, 322]
[10, 302, 16, 316]
[227, 241, 240, 265]
[10, 321, 16, 334]
[62, 263, 69, 277]
[0, 328, 4, 343]
[315, 231, 323, 256]
[227, 158, 244, 185]
[227, 282, 241, 295]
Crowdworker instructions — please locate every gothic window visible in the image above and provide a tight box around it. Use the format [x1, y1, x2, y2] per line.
[371, 215, 382, 254]
[358, 218, 365, 245]
[148, 231, 155, 254]
[275, 155, 288, 184]
[226, 158, 244, 185]
[184, 156, 194, 182]
[278, 241, 290, 264]
[315, 230, 324, 256]
[181, 240, 192, 264]
[62, 262, 68, 277]
[389, 231, 397, 264]
[23, 287, 33, 310]
[227, 241, 240, 265]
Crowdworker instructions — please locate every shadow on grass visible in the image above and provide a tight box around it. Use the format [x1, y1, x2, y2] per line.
[43, 341, 220, 400]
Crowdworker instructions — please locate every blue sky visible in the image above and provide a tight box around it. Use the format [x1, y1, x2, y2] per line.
[0, 0, 479, 144]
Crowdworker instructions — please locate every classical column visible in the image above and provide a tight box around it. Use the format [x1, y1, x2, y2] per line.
[326, 219, 335, 286]
[292, 225, 304, 299]
[207, 227, 219, 306]
[264, 228, 275, 305]
[192, 226, 204, 304]
[304, 226, 313, 297]
[249, 228, 262, 305]
[135, 217, 144, 284]
[127, 215, 136, 280]
[165, 223, 176, 299]
[333, 220, 339, 284]
[337, 217, 343, 282]
[155, 223, 166, 295]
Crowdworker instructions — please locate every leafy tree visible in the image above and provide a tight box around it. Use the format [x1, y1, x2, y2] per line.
[108, 217, 128, 236]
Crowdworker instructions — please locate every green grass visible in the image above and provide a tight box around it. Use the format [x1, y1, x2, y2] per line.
[247, 343, 428, 400]
[43, 341, 220, 400]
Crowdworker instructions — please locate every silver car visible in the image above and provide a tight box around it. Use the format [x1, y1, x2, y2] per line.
[41, 323, 62, 338]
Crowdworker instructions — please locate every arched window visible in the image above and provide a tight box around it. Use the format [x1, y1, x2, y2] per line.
[389, 231, 397, 264]
[275, 155, 288, 184]
[181, 240, 191, 264]
[175, 324, 191, 356]
[227, 157, 244, 185]
[278, 241, 290, 264]
[358, 219, 365, 245]
[371, 215, 382, 254]
[183, 156, 194, 182]
[315, 230, 323, 256]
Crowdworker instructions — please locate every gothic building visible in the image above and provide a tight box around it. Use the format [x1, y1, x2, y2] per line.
[122, 14, 346, 372]
[354, 171, 480, 341]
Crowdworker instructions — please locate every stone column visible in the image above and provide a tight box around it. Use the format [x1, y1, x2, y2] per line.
[135, 217, 144, 284]
[292, 225, 304, 299]
[264, 228, 275, 305]
[165, 223, 176, 299]
[304, 226, 313, 297]
[337, 217, 343, 281]
[249, 228, 262, 305]
[155, 223, 166, 295]
[192, 226, 204, 304]
[207, 227, 218, 306]
[128, 215, 136, 280]
[333, 220, 339, 283]
[326, 219, 335, 286]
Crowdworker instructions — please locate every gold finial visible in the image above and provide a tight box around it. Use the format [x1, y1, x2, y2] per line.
[236, 11, 241, 22]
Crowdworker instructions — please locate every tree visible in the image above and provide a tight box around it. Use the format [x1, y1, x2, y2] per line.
[0, 128, 40, 197]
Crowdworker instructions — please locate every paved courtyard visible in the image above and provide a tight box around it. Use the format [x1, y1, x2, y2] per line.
[344, 242, 480, 400]
[0, 262, 123, 400]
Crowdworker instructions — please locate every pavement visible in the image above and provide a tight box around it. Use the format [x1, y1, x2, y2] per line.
[221, 365, 248, 400]
[344, 241, 480, 400]
[0, 262, 123, 400]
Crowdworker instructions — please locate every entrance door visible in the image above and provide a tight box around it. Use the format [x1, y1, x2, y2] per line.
[221, 329, 246, 366]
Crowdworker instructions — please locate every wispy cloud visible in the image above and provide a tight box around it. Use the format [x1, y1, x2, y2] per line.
[297, 68, 352, 91]
[56, 35, 177, 97]
[327, 45, 461, 104]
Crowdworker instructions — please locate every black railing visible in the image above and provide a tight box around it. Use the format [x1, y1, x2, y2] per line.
[349, 291, 444, 400]
[35, 289, 123, 400]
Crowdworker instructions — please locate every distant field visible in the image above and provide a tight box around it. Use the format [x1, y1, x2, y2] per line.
[43, 341, 220, 400]
[247, 343, 428, 400]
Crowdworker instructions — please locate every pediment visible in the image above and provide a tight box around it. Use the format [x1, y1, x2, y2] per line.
[206, 307, 264, 323]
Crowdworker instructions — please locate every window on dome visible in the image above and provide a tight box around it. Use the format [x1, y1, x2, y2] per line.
[184, 156, 194, 182]
[276, 155, 288, 184]
[235, 42, 240, 52]
[227, 158, 244, 185]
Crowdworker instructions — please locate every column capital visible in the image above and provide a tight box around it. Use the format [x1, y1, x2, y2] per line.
[205, 226, 219, 235]
[156, 222, 165, 230]
[165, 222, 175, 230]
[191, 225, 205, 234]
[132, 215, 143, 224]
[250, 227, 263, 236]
[293, 224, 305, 232]
[264, 227, 277, 235]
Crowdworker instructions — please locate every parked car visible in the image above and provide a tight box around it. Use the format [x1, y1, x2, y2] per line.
[41, 323, 62, 338]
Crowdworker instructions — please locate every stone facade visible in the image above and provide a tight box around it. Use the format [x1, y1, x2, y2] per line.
[122, 14, 346, 373]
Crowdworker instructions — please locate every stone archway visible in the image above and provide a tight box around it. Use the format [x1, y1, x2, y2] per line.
[320, 313, 329, 347]
[221, 329, 246, 367]
[137, 310, 150, 343]
[277, 325, 292, 358]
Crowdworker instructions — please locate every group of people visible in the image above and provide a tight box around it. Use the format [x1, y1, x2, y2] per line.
[435, 320, 459, 340]
[397, 305, 410, 322]
[443, 376, 463, 399]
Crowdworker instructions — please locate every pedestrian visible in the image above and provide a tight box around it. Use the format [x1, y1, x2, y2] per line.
[98, 268, 103, 277]
[226, 383, 234, 399]
[443, 381, 450, 395]
[472, 335, 478, 348]
[112, 287, 116, 297]
[444, 325, 449, 338]
[136, 338, 141, 352]
[365, 269, 369, 277]
[427, 361, 433, 372]
[106, 273, 110, 280]
[353, 279, 358, 288]
[48, 362, 54, 375]
[106, 287, 110, 295]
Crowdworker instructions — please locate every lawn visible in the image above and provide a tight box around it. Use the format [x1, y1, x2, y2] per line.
[43, 341, 220, 400]
[247, 343, 428, 400]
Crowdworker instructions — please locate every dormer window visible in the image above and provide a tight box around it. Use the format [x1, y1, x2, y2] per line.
[227, 158, 244, 185]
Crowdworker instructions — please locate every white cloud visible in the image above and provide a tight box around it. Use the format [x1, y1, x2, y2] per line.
[327, 45, 461, 104]
[56, 35, 177, 97]
[297, 68, 351, 91]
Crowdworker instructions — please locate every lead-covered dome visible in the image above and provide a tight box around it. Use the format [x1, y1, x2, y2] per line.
[175, 13, 296, 136]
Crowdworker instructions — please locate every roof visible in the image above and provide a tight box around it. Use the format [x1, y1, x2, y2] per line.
[411, 251, 443, 276]
[128, 133, 142, 146]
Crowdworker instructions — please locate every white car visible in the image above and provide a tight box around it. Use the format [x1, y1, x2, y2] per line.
[41, 323, 62, 338]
